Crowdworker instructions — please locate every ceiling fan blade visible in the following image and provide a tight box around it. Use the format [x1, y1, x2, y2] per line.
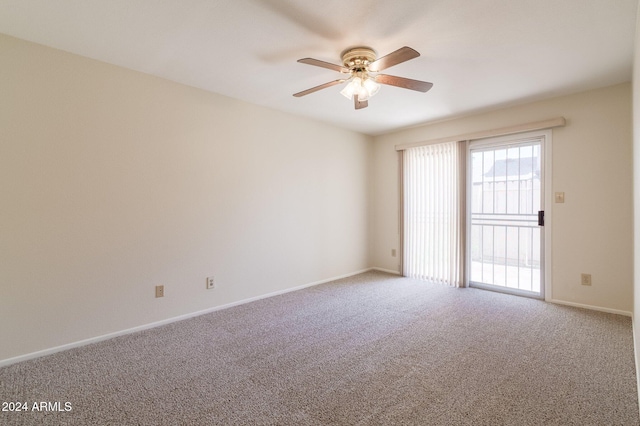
[354, 94, 368, 110]
[368, 46, 420, 72]
[297, 58, 350, 73]
[293, 79, 345, 97]
[375, 74, 433, 92]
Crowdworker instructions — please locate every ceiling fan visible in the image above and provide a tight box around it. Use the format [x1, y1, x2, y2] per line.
[293, 46, 433, 110]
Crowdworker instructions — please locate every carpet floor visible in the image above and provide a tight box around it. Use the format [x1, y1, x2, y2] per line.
[1, 271, 638, 425]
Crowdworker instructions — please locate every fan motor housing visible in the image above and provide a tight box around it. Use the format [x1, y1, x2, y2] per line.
[341, 47, 377, 70]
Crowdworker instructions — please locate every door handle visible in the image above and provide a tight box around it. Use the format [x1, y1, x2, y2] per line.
[538, 211, 545, 226]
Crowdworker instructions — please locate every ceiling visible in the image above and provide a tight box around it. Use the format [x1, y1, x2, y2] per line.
[0, 0, 637, 135]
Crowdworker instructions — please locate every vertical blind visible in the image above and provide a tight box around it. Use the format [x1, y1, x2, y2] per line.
[403, 141, 464, 287]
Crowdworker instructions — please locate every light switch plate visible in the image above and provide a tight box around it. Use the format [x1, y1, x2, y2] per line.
[555, 192, 565, 203]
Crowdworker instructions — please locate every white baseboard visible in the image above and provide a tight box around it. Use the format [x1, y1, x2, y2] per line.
[0, 268, 373, 368]
[370, 267, 402, 275]
[15, 269, 626, 368]
[548, 298, 632, 317]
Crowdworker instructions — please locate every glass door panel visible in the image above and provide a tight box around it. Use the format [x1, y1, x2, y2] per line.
[468, 139, 544, 297]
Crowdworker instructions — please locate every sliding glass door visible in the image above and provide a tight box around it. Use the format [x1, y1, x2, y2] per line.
[467, 135, 545, 298]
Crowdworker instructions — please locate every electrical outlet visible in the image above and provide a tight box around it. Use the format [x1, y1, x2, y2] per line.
[581, 273, 592, 286]
[155, 285, 164, 298]
[391, 249, 397, 257]
[206, 276, 215, 289]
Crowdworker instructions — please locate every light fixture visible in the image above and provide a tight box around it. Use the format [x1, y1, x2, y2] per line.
[340, 76, 361, 100]
[362, 77, 380, 98]
[340, 75, 380, 102]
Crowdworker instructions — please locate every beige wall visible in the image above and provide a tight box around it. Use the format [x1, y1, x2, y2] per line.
[0, 35, 373, 362]
[373, 83, 633, 313]
[632, 1, 640, 394]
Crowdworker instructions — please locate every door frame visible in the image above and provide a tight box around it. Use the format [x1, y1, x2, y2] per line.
[465, 129, 553, 300]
